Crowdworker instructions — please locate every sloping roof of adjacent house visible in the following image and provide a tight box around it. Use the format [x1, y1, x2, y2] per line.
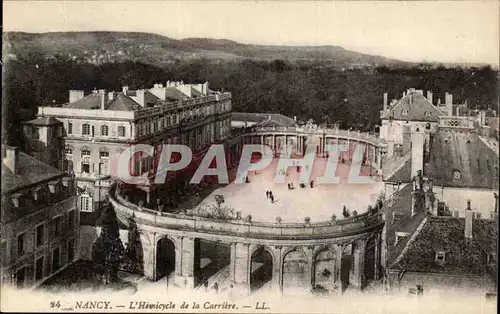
[381, 91, 446, 121]
[63, 92, 103, 109]
[1, 149, 64, 194]
[382, 152, 412, 183]
[165, 87, 190, 101]
[106, 93, 142, 111]
[425, 131, 499, 189]
[231, 112, 296, 127]
[384, 184, 428, 266]
[22, 116, 62, 126]
[392, 216, 497, 276]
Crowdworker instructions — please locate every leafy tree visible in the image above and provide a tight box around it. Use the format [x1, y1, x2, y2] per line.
[92, 206, 124, 284]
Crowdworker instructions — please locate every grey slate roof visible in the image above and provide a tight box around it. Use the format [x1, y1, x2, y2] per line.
[393, 216, 497, 276]
[1, 150, 64, 194]
[381, 91, 446, 121]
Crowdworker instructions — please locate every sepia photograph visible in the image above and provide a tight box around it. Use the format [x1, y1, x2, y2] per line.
[1, 1, 498, 313]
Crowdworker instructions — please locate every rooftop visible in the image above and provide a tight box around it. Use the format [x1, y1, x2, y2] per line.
[425, 131, 499, 189]
[384, 184, 428, 266]
[393, 216, 497, 276]
[22, 116, 62, 126]
[2, 149, 65, 194]
[381, 89, 446, 121]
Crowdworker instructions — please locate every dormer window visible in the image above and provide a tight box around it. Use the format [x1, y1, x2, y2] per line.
[425, 111, 431, 117]
[11, 193, 22, 208]
[402, 109, 409, 116]
[32, 186, 42, 201]
[48, 181, 59, 193]
[452, 169, 462, 181]
[435, 251, 446, 264]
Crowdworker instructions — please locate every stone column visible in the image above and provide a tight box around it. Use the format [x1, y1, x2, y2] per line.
[141, 233, 156, 280]
[230, 242, 251, 294]
[305, 246, 315, 289]
[374, 233, 380, 281]
[336, 244, 344, 295]
[177, 237, 196, 289]
[352, 239, 366, 290]
[270, 246, 283, 293]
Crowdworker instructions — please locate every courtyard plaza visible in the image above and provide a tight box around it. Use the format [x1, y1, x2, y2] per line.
[194, 156, 384, 223]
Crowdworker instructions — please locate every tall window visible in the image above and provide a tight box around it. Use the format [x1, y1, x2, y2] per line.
[35, 256, 44, 281]
[50, 216, 62, 238]
[81, 149, 91, 158]
[99, 162, 109, 175]
[99, 151, 109, 159]
[68, 210, 76, 230]
[68, 239, 75, 263]
[17, 233, 26, 256]
[36, 224, 45, 247]
[101, 125, 109, 136]
[118, 126, 126, 137]
[80, 195, 91, 211]
[68, 123, 73, 135]
[153, 120, 158, 132]
[82, 123, 90, 135]
[81, 162, 90, 173]
[64, 160, 74, 172]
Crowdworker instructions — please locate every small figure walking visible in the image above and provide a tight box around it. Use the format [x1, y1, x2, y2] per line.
[310, 180, 314, 188]
[266, 190, 270, 199]
[213, 282, 219, 294]
[287, 183, 291, 190]
[270, 194, 275, 203]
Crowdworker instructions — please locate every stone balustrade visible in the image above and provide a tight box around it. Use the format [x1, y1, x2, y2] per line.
[110, 185, 383, 240]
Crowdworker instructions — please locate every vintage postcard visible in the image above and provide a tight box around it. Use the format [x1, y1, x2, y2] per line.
[1, 1, 498, 313]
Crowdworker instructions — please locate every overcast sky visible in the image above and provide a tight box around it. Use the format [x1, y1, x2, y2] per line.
[4, 1, 499, 65]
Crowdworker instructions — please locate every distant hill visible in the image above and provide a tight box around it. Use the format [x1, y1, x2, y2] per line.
[3, 31, 410, 67]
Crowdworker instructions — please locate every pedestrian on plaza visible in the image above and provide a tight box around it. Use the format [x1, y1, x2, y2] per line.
[266, 190, 270, 199]
[270, 194, 275, 203]
[213, 282, 219, 293]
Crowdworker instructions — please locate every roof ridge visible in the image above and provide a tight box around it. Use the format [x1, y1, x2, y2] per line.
[391, 216, 428, 268]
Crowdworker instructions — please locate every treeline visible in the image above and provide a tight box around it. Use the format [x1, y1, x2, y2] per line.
[2, 56, 498, 147]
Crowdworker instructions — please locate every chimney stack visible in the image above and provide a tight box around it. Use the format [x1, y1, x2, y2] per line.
[383, 92, 388, 111]
[426, 91, 433, 104]
[465, 201, 474, 239]
[99, 89, 107, 110]
[69, 90, 85, 103]
[2, 146, 19, 173]
[411, 127, 425, 179]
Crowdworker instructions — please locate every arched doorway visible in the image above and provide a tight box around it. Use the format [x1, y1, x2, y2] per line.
[364, 237, 376, 284]
[341, 243, 353, 291]
[282, 249, 308, 293]
[156, 237, 176, 280]
[250, 247, 273, 292]
[313, 249, 337, 292]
